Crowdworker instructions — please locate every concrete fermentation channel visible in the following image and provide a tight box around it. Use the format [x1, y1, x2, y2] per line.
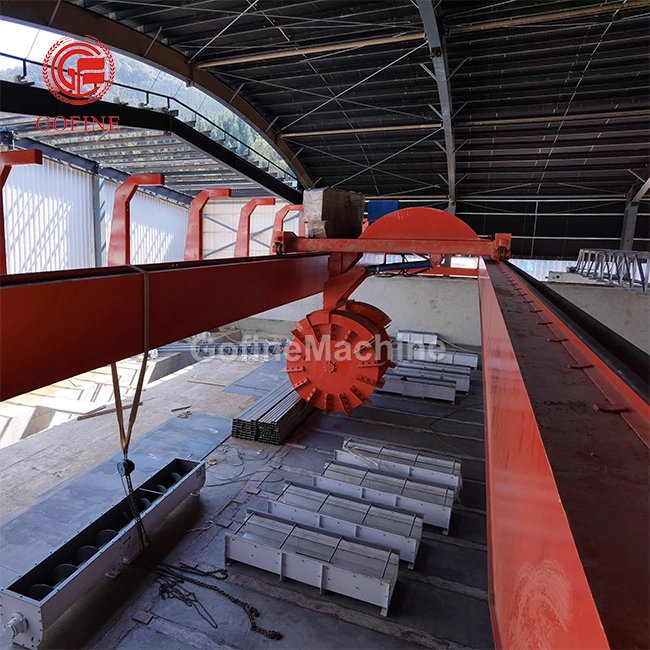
[0, 352, 490, 650]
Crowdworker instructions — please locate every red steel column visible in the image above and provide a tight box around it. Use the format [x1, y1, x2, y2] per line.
[0, 150, 43, 274]
[184, 188, 231, 261]
[108, 174, 164, 266]
[270, 203, 302, 252]
[234, 197, 275, 257]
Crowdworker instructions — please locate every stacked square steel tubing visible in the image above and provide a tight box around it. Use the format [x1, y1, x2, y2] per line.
[232, 383, 313, 444]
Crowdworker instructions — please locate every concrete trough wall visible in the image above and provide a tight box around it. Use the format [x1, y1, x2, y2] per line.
[241, 276, 482, 347]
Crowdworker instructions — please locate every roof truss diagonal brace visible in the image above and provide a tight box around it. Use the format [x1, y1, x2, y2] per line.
[417, 0, 456, 213]
[621, 168, 650, 250]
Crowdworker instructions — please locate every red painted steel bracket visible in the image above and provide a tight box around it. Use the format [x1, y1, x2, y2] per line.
[108, 174, 165, 266]
[234, 197, 276, 257]
[270, 204, 302, 253]
[0, 149, 43, 274]
[274, 207, 511, 260]
[184, 188, 232, 261]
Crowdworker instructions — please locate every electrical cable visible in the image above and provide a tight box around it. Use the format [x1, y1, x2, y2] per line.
[428, 403, 482, 458]
[204, 469, 285, 488]
[437, 336, 479, 354]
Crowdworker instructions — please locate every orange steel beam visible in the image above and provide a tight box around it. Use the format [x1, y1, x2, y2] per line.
[478, 258, 609, 649]
[0, 253, 330, 401]
[184, 188, 232, 261]
[108, 174, 165, 266]
[234, 197, 276, 257]
[278, 234, 505, 257]
[0, 150, 43, 274]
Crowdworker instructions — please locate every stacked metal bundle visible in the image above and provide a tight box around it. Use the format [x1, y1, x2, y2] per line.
[231, 382, 312, 443]
[258, 391, 313, 445]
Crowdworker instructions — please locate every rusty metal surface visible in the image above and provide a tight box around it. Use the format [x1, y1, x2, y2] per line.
[501, 263, 649, 447]
[478, 258, 610, 649]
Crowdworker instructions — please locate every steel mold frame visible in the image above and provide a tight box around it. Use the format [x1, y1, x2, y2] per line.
[224, 510, 399, 616]
[270, 481, 423, 568]
[315, 461, 454, 533]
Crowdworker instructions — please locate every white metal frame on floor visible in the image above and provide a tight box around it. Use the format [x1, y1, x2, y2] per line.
[224, 510, 399, 615]
[268, 481, 423, 568]
[315, 461, 454, 533]
[338, 440, 462, 495]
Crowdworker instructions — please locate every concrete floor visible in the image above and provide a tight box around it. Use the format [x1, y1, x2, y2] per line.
[0, 356, 262, 524]
[0, 354, 491, 650]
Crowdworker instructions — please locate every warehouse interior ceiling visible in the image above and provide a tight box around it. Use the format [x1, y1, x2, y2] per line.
[0, 0, 648, 257]
[0, 112, 275, 198]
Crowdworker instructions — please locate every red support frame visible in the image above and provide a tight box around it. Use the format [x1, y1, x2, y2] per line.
[108, 174, 165, 266]
[184, 188, 232, 261]
[0, 150, 43, 274]
[270, 203, 302, 252]
[234, 197, 275, 257]
[0, 253, 331, 401]
[274, 208, 511, 261]
[277, 233, 508, 258]
[478, 258, 609, 649]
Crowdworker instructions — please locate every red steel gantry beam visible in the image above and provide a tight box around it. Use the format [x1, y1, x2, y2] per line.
[0, 253, 331, 401]
[0, 150, 43, 274]
[480, 259, 649, 649]
[478, 258, 609, 649]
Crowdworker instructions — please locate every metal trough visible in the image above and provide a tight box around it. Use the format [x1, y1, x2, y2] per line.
[378, 374, 457, 402]
[338, 440, 462, 495]
[224, 510, 399, 615]
[269, 481, 423, 567]
[0, 459, 205, 649]
[315, 461, 454, 532]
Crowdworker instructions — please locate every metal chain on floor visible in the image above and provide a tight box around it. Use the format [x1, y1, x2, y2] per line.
[109, 267, 282, 641]
[153, 563, 283, 640]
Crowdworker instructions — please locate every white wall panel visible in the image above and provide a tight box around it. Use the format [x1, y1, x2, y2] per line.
[4, 158, 95, 273]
